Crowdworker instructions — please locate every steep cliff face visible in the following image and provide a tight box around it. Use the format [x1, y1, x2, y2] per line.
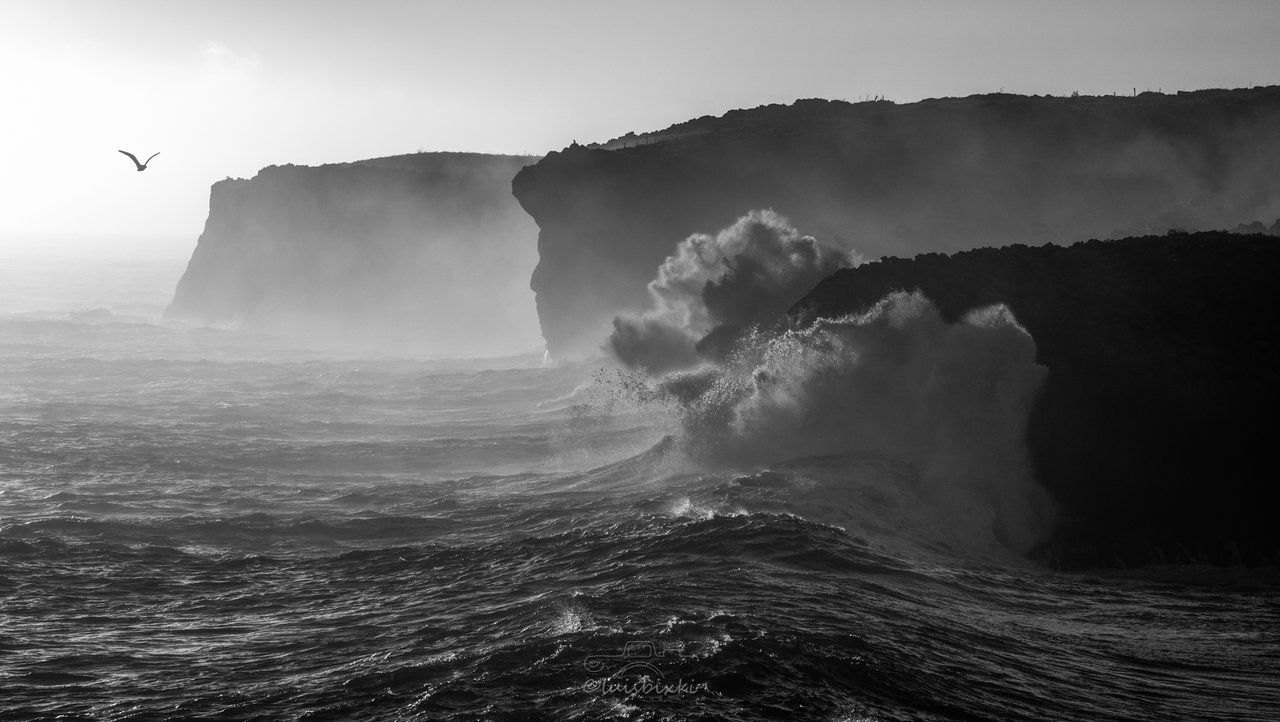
[790, 231, 1280, 565]
[512, 87, 1280, 358]
[167, 152, 541, 355]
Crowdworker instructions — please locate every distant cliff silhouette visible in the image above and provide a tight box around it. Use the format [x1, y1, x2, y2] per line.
[167, 152, 541, 355]
[790, 231, 1280, 567]
[513, 87, 1280, 358]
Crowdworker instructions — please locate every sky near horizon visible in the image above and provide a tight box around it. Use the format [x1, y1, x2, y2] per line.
[3, 0, 1279, 249]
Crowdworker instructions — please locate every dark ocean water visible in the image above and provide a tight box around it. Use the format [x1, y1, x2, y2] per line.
[1, 254, 1278, 721]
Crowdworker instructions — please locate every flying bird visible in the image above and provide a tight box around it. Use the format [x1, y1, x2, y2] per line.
[118, 150, 160, 171]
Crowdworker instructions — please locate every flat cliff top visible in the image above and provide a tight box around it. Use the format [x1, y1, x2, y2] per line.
[513, 85, 1280, 242]
[584, 85, 1280, 152]
[223, 151, 541, 185]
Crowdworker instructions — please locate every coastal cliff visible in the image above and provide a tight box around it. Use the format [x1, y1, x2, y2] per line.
[790, 231, 1280, 567]
[167, 152, 541, 355]
[512, 87, 1280, 358]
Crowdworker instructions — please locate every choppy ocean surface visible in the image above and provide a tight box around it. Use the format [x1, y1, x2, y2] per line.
[1, 250, 1278, 721]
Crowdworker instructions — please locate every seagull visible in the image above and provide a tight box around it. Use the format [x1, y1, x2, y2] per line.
[118, 150, 160, 171]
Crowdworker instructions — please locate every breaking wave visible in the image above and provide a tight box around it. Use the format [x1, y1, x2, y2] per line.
[594, 290, 1055, 556]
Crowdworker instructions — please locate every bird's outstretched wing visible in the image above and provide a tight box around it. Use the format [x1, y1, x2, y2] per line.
[145, 152, 160, 165]
[118, 150, 142, 169]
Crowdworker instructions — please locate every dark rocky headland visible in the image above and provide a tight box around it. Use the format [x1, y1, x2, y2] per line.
[513, 87, 1280, 358]
[790, 231, 1279, 568]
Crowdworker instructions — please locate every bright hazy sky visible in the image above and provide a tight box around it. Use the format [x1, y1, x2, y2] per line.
[3, 0, 1279, 248]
